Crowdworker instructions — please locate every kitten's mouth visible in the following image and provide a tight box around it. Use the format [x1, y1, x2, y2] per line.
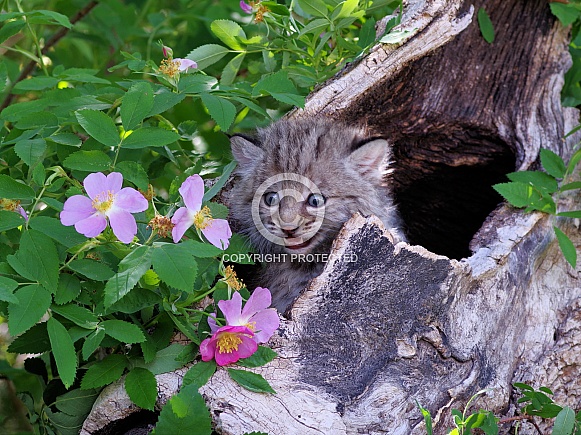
[284, 237, 313, 250]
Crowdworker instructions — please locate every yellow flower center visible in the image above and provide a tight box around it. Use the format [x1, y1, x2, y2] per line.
[245, 321, 257, 332]
[216, 332, 242, 354]
[223, 265, 244, 291]
[194, 206, 212, 230]
[159, 58, 180, 78]
[92, 191, 115, 213]
[0, 198, 21, 212]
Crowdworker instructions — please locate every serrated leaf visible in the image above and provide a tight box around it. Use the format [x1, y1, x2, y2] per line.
[0, 19, 25, 44]
[252, 70, 305, 107]
[506, 171, 558, 193]
[115, 161, 149, 191]
[0, 275, 18, 303]
[125, 367, 157, 410]
[237, 346, 277, 368]
[7, 229, 59, 293]
[153, 384, 211, 434]
[554, 406, 576, 435]
[202, 160, 237, 202]
[47, 317, 77, 388]
[103, 245, 152, 307]
[0, 210, 26, 232]
[177, 75, 218, 94]
[101, 319, 145, 343]
[297, 0, 328, 17]
[152, 243, 197, 292]
[211, 20, 246, 50]
[550, 3, 581, 26]
[0, 174, 35, 199]
[493, 182, 532, 208]
[8, 285, 52, 335]
[121, 127, 180, 149]
[7, 322, 50, 354]
[221, 53, 246, 86]
[416, 401, 433, 435]
[200, 93, 236, 131]
[55, 388, 99, 416]
[13, 76, 59, 92]
[48, 132, 82, 147]
[181, 239, 224, 258]
[226, 368, 276, 393]
[75, 109, 120, 147]
[81, 354, 127, 390]
[14, 138, 47, 167]
[134, 343, 190, 375]
[554, 226, 577, 268]
[182, 361, 216, 389]
[333, 0, 359, 19]
[44, 409, 85, 435]
[68, 259, 115, 281]
[54, 273, 81, 305]
[121, 81, 154, 131]
[540, 148, 566, 179]
[82, 328, 105, 360]
[186, 44, 230, 71]
[148, 91, 186, 117]
[29, 216, 87, 248]
[29, 10, 72, 28]
[63, 150, 112, 172]
[51, 303, 98, 329]
[477, 8, 495, 43]
[298, 18, 329, 37]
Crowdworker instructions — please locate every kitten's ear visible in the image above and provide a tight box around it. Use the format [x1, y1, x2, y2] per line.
[349, 138, 390, 180]
[230, 135, 264, 173]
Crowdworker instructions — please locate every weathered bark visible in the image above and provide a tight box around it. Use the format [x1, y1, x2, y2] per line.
[83, 0, 581, 433]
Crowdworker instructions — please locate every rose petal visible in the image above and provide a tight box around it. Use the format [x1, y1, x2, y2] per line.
[171, 207, 196, 243]
[249, 309, 279, 343]
[242, 287, 272, 318]
[60, 195, 95, 226]
[233, 334, 258, 359]
[74, 213, 107, 238]
[179, 175, 204, 211]
[207, 313, 220, 333]
[17, 206, 28, 221]
[115, 187, 148, 213]
[219, 292, 243, 325]
[175, 58, 197, 71]
[83, 172, 108, 200]
[213, 327, 257, 366]
[108, 208, 137, 244]
[106, 172, 123, 193]
[200, 337, 216, 362]
[240, 1, 253, 13]
[202, 218, 232, 249]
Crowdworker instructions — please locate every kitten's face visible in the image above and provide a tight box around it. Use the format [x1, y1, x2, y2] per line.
[230, 119, 391, 256]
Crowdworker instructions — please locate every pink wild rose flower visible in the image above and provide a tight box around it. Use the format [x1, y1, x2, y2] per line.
[209, 287, 279, 344]
[171, 174, 232, 249]
[60, 172, 148, 244]
[240, 1, 253, 13]
[174, 58, 197, 71]
[200, 325, 257, 366]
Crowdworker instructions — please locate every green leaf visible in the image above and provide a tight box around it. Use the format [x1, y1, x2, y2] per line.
[477, 8, 495, 43]
[202, 160, 237, 202]
[200, 93, 237, 131]
[124, 367, 157, 410]
[13, 76, 59, 92]
[237, 346, 277, 368]
[103, 245, 153, 307]
[178, 75, 218, 94]
[186, 44, 230, 71]
[7, 229, 59, 293]
[8, 284, 52, 335]
[29, 216, 87, 248]
[540, 148, 566, 179]
[44, 409, 85, 435]
[121, 127, 180, 149]
[298, 18, 329, 37]
[48, 132, 82, 147]
[0, 174, 35, 199]
[493, 182, 533, 208]
[0, 276, 18, 303]
[134, 343, 191, 374]
[7, 322, 50, 354]
[297, 0, 328, 17]
[14, 138, 47, 167]
[47, 317, 77, 388]
[68, 259, 115, 281]
[550, 3, 581, 26]
[115, 161, 149, 191]
[153, 384, 211, 435]
[554, 226, 577, 268]
[226, 368, 276, 394]
[121, 81, 154, 131]
[416, 401, 433, 435]
[0, 19, 25, 44]
[333, 0, 359, 19]
[554, 406, 576, 435]
[152, 243, 197, 292]
[101, 319, 146, 343]
[52, 303, 99, 329]
[0, 210, 26, 232]
[54, 273, 81, 305]
[221, 53, 246, 86]
[55, 388, 100, 416]
[506, 171, 558, 193]
[29, 10, 72, 28]
[63, 150, 112, 172]
[75, 109, 120, 148]
[211, 20, 246, 50]
[182, 361, 216, 389]
[82, 328, 105, 360]
[181, 240, 223, 258]
[558, 210, 581, 218]
[561, 181, 581, 192]
[252, 70, 305, 107]
[148, 91, 186, 117]
[81, 354, 127, 390]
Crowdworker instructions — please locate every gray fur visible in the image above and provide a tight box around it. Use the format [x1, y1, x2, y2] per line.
[230, 118, 405, 312]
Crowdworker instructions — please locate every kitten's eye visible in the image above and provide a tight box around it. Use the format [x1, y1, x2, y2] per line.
[263, 192, 280, 207]
[307, 193, 325, 208]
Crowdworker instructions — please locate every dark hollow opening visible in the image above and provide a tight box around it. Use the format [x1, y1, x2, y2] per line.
[390, 134, 516, 260]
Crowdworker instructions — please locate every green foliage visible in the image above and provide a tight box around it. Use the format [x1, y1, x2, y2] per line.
[477, 8, 495, 44]
[493, 146, 581, 268]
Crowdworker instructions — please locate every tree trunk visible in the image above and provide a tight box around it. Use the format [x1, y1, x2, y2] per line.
[83, 0, 581, 433]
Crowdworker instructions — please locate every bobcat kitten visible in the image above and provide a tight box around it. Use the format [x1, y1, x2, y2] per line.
[230, 118, 405, 312]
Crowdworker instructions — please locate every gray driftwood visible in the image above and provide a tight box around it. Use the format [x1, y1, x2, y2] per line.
[83, 0, 581, 433]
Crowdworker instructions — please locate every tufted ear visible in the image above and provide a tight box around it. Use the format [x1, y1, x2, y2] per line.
[230, 135, 264, 175]
[349, 138, 390, 181]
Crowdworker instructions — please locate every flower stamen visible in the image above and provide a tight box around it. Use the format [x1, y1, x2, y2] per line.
[92, 191, 115, 213]
[223, 265, 244, 291]
[216, 332, 243, 354]
[194, 205, 213, 230]
[159, 58, 180, 78]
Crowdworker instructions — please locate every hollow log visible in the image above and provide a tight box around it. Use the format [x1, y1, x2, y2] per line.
[83, 0, 581, 433]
